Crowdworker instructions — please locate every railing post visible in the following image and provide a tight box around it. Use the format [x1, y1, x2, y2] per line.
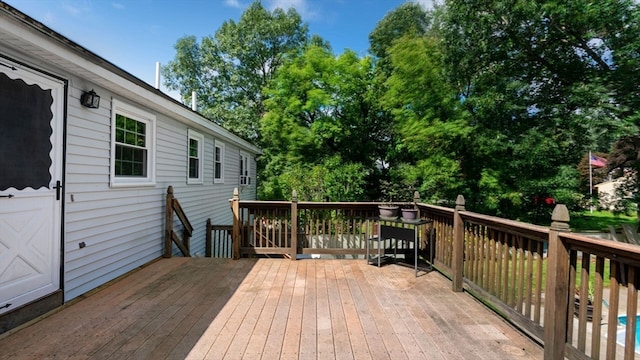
[290, 190, 298, 260]
[164, 186, 174, 258]
[231, 188, 241, 260]
[206, 218, 212, 257]
[452, 194, 466, 292]
[543, 204, 570, 360]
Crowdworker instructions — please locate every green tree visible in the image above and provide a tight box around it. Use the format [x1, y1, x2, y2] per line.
[367, 3, 441, 202]
[162, 1, 308, 140]
[259, 44, 385, 200]
[368, 2, 433, 73]
[382, 34, 472, 203]
[441, 0, 639, 218]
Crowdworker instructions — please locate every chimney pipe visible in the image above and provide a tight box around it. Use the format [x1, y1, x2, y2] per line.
[155, 61, 160, 89]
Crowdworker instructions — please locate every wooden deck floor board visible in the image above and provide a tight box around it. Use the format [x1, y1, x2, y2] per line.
[324, 262, 353, 360]
[342, 262, 391, 360]
[168, 259, 254, 360]
[362, 262, 439, 360]
[350, 262, 409, 360]
[281, 261, 305, 360]
[201, 258, 273, 359]
[242, 259, 288, 359]
[299, 261, 318, 360]
[148, 259, 244, 359]
[334, 262, 370, 360]
[226, 260, 282, 360]
[89, 260, 213, 360]
[260, 260, 296, 359]
[128, 259, 241, 359]
[0, 258, 543, 360]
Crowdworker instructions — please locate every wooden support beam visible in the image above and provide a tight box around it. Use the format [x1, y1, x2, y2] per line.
[164, 186, 174, 258]
[206, 218, 212, 257]
[231, 188, 240, 260]
[543, 204, 570, 360]
[452, 195, 465, 292]
[290, 190, 298, 260]
[171, 231, 191, 257]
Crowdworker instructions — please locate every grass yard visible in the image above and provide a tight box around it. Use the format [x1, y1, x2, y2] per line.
[569, 210, 637, 232]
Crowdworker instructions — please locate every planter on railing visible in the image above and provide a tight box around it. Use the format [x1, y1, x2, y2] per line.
[378, 204, 399, 220]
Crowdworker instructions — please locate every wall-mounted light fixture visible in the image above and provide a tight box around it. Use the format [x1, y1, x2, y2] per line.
[80, 89, 100, 108]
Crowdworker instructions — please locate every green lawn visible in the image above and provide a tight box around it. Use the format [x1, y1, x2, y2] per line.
[569, 210, 637, 232]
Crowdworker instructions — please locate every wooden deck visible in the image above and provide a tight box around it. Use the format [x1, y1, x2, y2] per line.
[0, 258, 542, 359]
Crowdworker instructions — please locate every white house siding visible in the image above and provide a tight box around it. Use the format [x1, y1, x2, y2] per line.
[64, 90, 162, 300]
[0, 48, 259, 302]
[157, 118, 254, 257]
[63, 85, 258, 301]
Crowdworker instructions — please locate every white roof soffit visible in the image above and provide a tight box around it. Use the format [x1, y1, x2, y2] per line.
[0, 3, 261, 154]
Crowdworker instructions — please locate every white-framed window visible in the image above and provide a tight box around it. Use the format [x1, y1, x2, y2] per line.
[187, 129, 204, 184]
[214, 141, 225, 183]
[240, 152, 250, 185]
[110, 99, 156, 187]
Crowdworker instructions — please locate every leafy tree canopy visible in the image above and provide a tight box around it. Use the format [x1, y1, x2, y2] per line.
[259, 44, 387, 200]
[162, 1, 309, 141]
[438, 0, 640, 218]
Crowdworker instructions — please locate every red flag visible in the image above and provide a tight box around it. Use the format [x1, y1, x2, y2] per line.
[590, 155, 607, 168]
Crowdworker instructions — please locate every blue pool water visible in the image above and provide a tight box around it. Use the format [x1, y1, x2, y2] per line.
[617, 315, 640, 349]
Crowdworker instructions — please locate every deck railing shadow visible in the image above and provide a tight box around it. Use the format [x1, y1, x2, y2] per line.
[229, 188, 640, 359]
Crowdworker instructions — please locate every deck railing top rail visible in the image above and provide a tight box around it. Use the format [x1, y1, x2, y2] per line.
[561, 231, 640, 264]
[237, 200, 413, 210]
[459, 210, 550, 242]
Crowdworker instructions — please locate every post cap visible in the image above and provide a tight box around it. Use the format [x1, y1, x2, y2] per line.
[455, 194, 466, 211]
[550, 204, 570, 231]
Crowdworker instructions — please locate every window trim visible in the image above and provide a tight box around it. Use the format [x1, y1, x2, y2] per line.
[110, 99, 156, 187]
[240, 152, 250, 186]
[187, 129, 204, 184]
[214, 140, 225, 184]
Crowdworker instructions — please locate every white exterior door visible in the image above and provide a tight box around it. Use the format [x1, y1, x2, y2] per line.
[0, 59, 64, 315]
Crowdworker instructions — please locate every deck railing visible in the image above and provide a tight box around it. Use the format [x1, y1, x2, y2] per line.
[229, 189, 640, 359]
[230, 189, 384, 258]
[164, 186, 192, 257]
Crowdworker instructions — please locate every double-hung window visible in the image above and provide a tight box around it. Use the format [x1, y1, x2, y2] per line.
[187, 129, 204, 184]
[240, 152, 250, 185]
[214, 141, 225, 183]
[110, 99, 156, 187]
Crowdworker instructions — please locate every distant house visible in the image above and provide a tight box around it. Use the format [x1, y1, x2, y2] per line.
[595, 175, 632, 210]
[0, 3, 260, 333]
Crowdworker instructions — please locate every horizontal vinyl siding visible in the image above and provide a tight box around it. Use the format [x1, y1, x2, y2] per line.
[64, 84, 258, 301]
[158, 121, 241, 256]
[64, 90, 165, 300]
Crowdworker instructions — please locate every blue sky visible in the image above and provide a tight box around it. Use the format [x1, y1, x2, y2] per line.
[7, 0, 433, 100]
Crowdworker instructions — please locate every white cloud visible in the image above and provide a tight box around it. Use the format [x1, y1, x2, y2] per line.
[61, 0, 92, 17]
[62, 3, 82, 16]
[267, 0, 317, 19]
[112, 3, 125, 10]
[413, 0, 437, 10]
[225, 0, 242, 8]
